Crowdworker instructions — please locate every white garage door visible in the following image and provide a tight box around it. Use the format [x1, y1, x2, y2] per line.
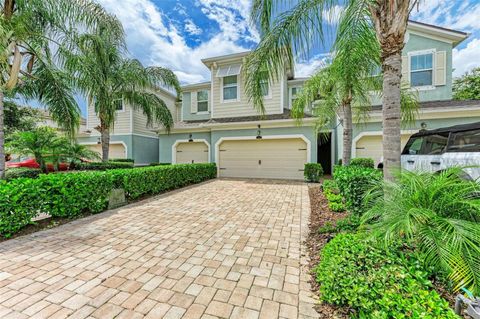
[86, 143, 126, 159]
[355, 135, 411, 167]
[218, 138, 308, 180]
[176, 142, 209, 164]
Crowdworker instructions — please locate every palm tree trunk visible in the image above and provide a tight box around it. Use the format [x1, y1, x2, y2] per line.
[100, 119, 110, 162]
[342, 102, 353, 166]
[0, 91, 5, 179]
[382, 53, 402, 181]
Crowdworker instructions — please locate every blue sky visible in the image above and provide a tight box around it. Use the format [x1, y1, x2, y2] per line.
[78, 0, 480, 116]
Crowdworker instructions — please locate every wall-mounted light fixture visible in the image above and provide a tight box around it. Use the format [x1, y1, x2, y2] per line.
[256, 125, 262, 139]
[188, 133, 194, 142]
[97, 137, 101, 145]
[421, 122, 427, 130]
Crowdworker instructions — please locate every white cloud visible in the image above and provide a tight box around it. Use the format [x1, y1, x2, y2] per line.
[184, 19, 202, 36]
[295, 54, 330, 77]
[97, 0, 257, 84]
[453, 38, 480, 77]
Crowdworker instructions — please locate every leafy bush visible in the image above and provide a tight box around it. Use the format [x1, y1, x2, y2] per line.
[315, 233, 458, 319]
[149, 162, 171, 166]
[109, 158, 134, 163]
[77, 161, 134, 170]
[362, 168, 480, 294]
[5, 168, 42, 180]
[335, 214, 360, 232]
[349, 157, 374, 168]
[321, 179, 339, 193]
[333, 165, 382, 215]
[0, 163, 217, 238]
[304, 163, 323, 182]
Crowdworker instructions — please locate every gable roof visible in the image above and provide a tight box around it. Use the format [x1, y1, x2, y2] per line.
[407, 20, 469, 47]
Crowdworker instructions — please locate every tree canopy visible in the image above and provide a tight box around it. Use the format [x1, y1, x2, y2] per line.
[453, 67, 480, 100]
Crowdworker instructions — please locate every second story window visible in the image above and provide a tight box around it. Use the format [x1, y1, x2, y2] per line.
[197, 90, 209, 112]
[114, 99, 124, 112]
[410, 52, 433, 87]
[260, 79, 270, 97]
[223, 75, 238, 101]
[290, 87, 302, 108]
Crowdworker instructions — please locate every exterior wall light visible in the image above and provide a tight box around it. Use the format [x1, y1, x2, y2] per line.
[256, 125, 262, 139]
[188, 133, 194, 142]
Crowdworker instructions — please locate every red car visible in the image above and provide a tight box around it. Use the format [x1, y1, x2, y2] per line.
[6, 158, 69, 172]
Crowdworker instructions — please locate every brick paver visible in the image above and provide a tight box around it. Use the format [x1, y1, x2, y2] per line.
[0, 179, 317, 318]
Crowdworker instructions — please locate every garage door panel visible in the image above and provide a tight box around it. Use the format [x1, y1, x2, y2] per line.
[218, 138, 307, 180]
[86, 144, 126, 159]
[356, 135, 411, 167]
[176, 142, 209, 164]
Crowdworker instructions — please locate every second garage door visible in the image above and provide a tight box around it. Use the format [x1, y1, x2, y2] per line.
[85, 143, 126, 159]
[218, 138, 308, 180]
[176, 142, 209, 164]
[355, 134, 411, 167]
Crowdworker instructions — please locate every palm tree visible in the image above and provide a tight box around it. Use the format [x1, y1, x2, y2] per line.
[64, 142, 100, 170]
[245, 0, 420, 181]
[62, 27, 181, 161]
[0, 0, 120, 178]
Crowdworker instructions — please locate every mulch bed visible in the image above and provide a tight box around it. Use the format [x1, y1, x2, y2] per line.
[306, 185, 351, 318]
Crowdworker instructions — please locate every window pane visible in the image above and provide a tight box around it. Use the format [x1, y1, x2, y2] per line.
[223, 75, 237, 86]
[114, 100, 123, 111]
[411, 53, 433, 71]
[449, 130, 480, 152]
[260, 81, 269, 96]
[423, 134, 448, 155]
[402, 137, 424, 155]
[411, 70, 433, 86]
[223, 87, 237, 100]
[197, 101, 208, 112]
[197, 90, 208, 101]
[291, 87, 297, 96]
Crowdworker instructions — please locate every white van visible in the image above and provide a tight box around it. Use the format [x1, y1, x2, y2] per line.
[401, 122, 480, 180]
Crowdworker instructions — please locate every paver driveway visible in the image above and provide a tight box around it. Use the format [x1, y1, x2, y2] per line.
[0, 179, 318, 319]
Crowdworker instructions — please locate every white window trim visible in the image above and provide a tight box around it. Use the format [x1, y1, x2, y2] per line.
[408, 49, 436, 90]
[221, 75, 240, 103]
[197, 90, 209, 113]
[260, 79, 273, 100]
[289, 86, 301, 109]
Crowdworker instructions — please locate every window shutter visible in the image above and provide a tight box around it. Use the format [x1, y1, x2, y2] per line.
[435, 51, 446, 86]
[207, 90, 210, 111]
[191, 91, 197, 113]
[401, 56, 409, 87]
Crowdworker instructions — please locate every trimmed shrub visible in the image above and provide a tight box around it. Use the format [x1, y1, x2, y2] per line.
[5, 168, 42, 180]
[0, 163, 217, 238]
[349, 157, 374, 168]
[77, 161, 134, 170]
[149, 162, 171, 166]
[109, 158, 134, 163]
[304, 163, 323, 182]
[321, 179, 339, 193]
[333, 165, 382, 215]
[315, 233, 458, 319]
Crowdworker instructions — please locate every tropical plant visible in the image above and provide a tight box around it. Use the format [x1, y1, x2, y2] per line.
[6, 126, 59, 173]
[61, 26, 181, 161]
[245, 0, 420, 181]
[63, 142, 101, 169]
[362, 168, 480, 294]
[453, 67, 480, 100]
[0, 0, 120, 178]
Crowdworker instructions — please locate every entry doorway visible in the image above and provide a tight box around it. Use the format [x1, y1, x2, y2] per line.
[317, 133, 332, 174]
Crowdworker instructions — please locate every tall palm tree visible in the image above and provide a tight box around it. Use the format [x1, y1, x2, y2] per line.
[62, 27, 181, 161]
[0, 0, 119, 178]
[290, 3, 380, 165]
[245, 0, 420, 181]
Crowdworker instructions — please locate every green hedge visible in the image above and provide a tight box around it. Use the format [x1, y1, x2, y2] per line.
[315, 233, 458, 319]
[333, 165, 382, 215]
[0, 163, 217, 238]
[304, 163, 323, 182]
[5, 168, 42, 180]
[349, 157, 374, 169]
[109, 158, 134, 163]
[77, 161, 134, 170]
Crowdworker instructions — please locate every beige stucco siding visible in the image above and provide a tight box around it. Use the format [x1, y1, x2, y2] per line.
[211, 67, 283, 118]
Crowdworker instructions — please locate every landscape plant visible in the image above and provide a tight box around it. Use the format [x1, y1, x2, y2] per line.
[62, 26, 181, 161]
[349, 157, 374, 168]
[0, 0, 119, 178]
[316, 233, 459, 318]
[362, 168, 480, 294]
[453, 67, 480, 100]
[304, 163, 324, 182]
